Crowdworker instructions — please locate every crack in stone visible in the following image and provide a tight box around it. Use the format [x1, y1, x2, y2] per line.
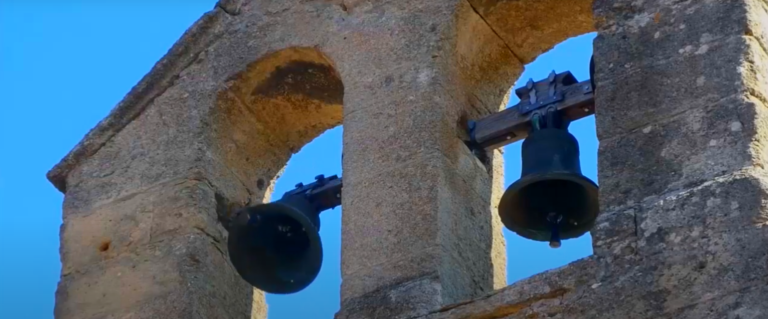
[464, 0, 524, 65]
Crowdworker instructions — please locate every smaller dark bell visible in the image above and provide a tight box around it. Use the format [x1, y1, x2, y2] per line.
[498, 128, 599, 246]
[227, 196, 323, 294]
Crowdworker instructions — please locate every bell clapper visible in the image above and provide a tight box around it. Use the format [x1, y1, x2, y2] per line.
[547, 213, 563, 249]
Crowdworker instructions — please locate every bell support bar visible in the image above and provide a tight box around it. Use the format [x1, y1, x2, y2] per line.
[283, 174, 343, 213]
[467, 70, 595, 151]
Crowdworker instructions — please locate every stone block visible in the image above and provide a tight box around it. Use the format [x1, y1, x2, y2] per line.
[343, 104, 417, 184]
[342, 99, 460, 187]
[591, 206, 638, 259]
[593, 0, 750, 74]
[397, 101, 469, 169]
[444, 138, 499, 203]
[643, 228, 768, 313]
[574, 226, 768, 318]
[62, 92, 211, 215]
[341, 248, 442, 303]
[636, 172, 768, 256]
[663, 285, 768, 319]
[595, 35, 755, 139]
[328, 2, 463, 117]
[597, 95, 762, 208]
[437, 161, 506, 303]
[340, 152, 442, 291]
[60, 178, 226, 275]
[551, 243, 768, 318]
[581, 171, 768, 316]
[341, 148, 503, 312]
[55, 234, 255, 319]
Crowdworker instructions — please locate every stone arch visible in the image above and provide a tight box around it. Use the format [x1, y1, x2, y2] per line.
[213, 46, 344, 203]
[454, 0, 595, 118]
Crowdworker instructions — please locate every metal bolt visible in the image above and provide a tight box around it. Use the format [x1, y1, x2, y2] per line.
[526, 78, 535, 90]
[295, 182, 304, 188]
[315, 174, 325, 181]
[505, 136, 512, 140]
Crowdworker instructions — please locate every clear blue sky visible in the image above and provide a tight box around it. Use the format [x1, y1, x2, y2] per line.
[0, 2, 596, 318]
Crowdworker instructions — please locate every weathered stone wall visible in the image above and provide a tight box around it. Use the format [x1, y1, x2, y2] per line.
[421, 0, 768, 318]
[48, 0, 768, 318]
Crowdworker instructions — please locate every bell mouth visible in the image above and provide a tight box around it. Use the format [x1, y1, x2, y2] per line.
[227, 201, 323, 294]
[499, 172, 599, 242]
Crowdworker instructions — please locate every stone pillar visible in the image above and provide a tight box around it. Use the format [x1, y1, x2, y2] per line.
[335, 1, 519, 318]
[592, 0, 768, 260]
[50, 93, 262, 318]
[587, 0, 768, 315]
[48, 8, 264, 319]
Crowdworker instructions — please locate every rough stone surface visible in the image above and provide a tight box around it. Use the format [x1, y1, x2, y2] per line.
[467, 0, 595, 63]
[595, 36, 761, 139]
[55, 233, 260, 319]
[56, 179, 259, 319]
[46, 7, 232, 193]
[598, 95, 764, 207]
[48, 0, 768, 318]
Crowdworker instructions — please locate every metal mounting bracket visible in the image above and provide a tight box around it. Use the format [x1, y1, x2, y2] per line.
[515, 70, 579, 115]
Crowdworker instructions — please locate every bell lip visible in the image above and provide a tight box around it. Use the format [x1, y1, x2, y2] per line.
[227, 201, 324, 294]
[499, 172, 599, 242]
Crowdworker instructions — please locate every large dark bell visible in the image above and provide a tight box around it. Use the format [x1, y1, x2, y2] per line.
[499, 128, 599, 246]
[227, 196, 323, 294]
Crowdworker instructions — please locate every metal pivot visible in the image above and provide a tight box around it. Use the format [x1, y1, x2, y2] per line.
[516, 71, 578, 115]
[282, 174, 343, 213]
[530, 106, 570, 132]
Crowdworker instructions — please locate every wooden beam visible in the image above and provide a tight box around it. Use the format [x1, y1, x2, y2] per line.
[471, 79, 594, 151]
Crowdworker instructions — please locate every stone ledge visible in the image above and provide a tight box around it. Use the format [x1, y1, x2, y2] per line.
[422, 257, 597, 319]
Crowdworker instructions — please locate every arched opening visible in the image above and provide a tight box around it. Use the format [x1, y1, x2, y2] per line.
[212, 46, 344, 318]
[455, 0, 597, 286]
[502, 33, 598, 284]
[264, 127, 343, 318]
[214, 46, 343, 202]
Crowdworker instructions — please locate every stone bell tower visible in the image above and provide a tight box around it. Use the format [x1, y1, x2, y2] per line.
[49, 0, 768, 318]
